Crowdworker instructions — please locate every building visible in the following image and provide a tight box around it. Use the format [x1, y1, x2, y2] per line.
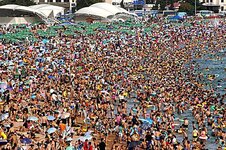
[200, 0, 226, 12]
[111, 0, 152, 11]
[35, 0, 76, 12]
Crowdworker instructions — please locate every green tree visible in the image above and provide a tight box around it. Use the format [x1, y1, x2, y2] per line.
[152, 0, 167, 10]
[0, 0, 35, 6]
[179, 0, 205, 15]
[179, 2, 194, 15]
[76, 0, 104, 10]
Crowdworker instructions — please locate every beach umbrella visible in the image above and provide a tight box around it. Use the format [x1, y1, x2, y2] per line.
[27, 116, 38, 121]
[66, 137, 73, 142]
[47, 115, 55, 121]
[77, 135, 92, 142]
[0, 113, 9, 121]
[61, 113, 70, 119]
[47, 127, 57, 134]
[0, 82, 7, 90]
[66, 146, 75, 150]
[139, 118, 153, 125]
[20, 138, 32, 144]
[100, 90, 109, 95]
[84, 131, 92, 137]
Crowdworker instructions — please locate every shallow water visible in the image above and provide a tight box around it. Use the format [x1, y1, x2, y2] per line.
[125, 49, 225, 149]
[195, 50, 226, 96]
[177, 50, 225, 149]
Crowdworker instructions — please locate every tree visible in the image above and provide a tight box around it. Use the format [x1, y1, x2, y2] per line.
[152, 0, 167, 10]
[179, 2, 194, 15]
[76, 0, 104, 10]
[179, 0, 206, 15]
[0, 0, 35, 6]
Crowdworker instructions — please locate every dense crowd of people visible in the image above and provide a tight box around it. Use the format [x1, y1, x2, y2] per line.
[0, 17, 225, 150]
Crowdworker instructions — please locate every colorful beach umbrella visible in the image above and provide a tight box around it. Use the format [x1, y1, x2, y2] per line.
[27, 116, 38, 121]
[61, 113, 70, 119]
[47, 115, 55, 121]
[47, 127, 57, 134]
[66, 146, 75, 150]
[20, 138, 32, 144]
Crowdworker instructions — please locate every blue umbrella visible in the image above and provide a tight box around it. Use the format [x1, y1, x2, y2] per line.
[47, 115, 55, 121]
[42, 39, 49, 44]
[48, 75, 55, 79]
[146, 118, 153, 124]
[20, 138, 32, 144]
[31, 94, 36, 99]
[139, 118, 153, 125]
[47, 127, 57, 134]
[84, 131, 92, 137]
[0, 113, 9, 121]
[66, 137, 73, 142]
[27, 116, 38, 121]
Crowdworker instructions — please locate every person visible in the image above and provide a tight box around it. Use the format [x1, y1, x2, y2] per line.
[0, 128, 7, 140]
[83, 139, 89, 150]
[88, 142, 93, 150]
[98, 138, 106, 150]
[145, 131, 152, 148]
[193, 128, 199, 141]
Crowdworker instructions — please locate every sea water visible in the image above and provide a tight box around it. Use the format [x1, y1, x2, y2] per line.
[177, 48, 226, 149]
[125, 48, 225, 149]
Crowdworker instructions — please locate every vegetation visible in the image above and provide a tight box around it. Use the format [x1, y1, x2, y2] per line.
[179, 0, 205, 15]
[150, 0, 205, 15]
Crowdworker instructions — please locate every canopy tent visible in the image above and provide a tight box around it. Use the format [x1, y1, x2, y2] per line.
[0, 4, 47, 18]
[75, 7, 114, 18]
[75, 7, 114, 22]
[90, 3, 129, 15]
[75, 3, 135, 22]
[29, 4, 65, 18]
[0, 4, 47, 25]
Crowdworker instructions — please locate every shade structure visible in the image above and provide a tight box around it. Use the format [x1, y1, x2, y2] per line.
[75, 7, 114, 19]
[90, 2, 129, 15]
[0, 4, 47, 25]
[47, 115, 55, 121]
[74, 3, 134, 22]
[29, 4, 65, 18]
[47, 127, 57, 134]
[66, 146, 76, 150]
[20, 138, 32, 144]
[27, 116, 38, 121]
[0, 4, 47, 18]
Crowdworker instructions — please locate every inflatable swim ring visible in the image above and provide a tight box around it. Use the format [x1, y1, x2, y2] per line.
[199, 136, 208, 140]
[172, 123, 180, 126]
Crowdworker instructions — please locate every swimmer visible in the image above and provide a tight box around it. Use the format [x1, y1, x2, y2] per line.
[193, 128, 199, 141]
